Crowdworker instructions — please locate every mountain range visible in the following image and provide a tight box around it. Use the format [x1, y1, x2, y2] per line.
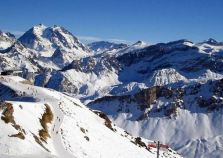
[1, 24, 223, 158]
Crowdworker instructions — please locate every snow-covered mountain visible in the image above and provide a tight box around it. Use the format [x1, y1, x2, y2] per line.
[17, 24, 91, 69]
[41, 39, 223, 101]
[88, 79, 223, 158]
[87, 40, 148, 56]
[0, 31, 16, 50]
[0, 76, 181, 158]
[0, 25, 93, 72]
[87, 41, 128, 54]
[1, 24, 223, 158]
[113, 40, 148, 57]
[19, 24, 90, 57]
[38, 38, 223, 158]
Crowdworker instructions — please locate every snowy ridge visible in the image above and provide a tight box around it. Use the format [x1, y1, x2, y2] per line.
[87, 41, 128, 54]
[114, 40, 148, 57]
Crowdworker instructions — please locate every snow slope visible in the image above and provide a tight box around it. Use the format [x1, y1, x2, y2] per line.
[0, 75, 181, 158]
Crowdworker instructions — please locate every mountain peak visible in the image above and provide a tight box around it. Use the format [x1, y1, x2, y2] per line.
[18, 25, 90, 57]
[206, 38, 218, 44]
[133, 40, 147, 46]
[32, 24, 47, 31]
[51, 24, 63, 29]
[37, 23, 46, 27]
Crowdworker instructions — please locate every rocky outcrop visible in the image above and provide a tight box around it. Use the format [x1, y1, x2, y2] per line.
[89, 77, 223, 120]
[117, 40, 198, 67]
[135, 86, 160, 109]
[89, 86, 178, 116]
[62, 55, 121, 73]
[213, 78, 223, 96]
[197, 96, 223, 111]
[0, 102, 26, 140]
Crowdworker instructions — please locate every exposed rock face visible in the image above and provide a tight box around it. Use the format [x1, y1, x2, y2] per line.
[135, 86, 161, 109]
[116, 40, 198, 67]
[89, 77, 223, 120]
[34, 71, 78, 94]
[213, 78, 223, 95]
[196, 78, 223, 111]
[196, 96, 223, 111]
[89, 85, 179, 116]
[62, 55, 121, 73]
[1, 102, 15, 124]
[91, 91, 154, 111]
[93, 110, 116, 132]
[0, 102, 26, 140]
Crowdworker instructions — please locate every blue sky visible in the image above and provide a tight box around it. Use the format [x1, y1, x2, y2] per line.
[1, 0, 223, 44]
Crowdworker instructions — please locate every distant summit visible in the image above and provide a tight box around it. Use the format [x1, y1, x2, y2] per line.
[133, 40, 147, 46]
[87, 41, 128, 54]
[205, 38, 223, 45]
